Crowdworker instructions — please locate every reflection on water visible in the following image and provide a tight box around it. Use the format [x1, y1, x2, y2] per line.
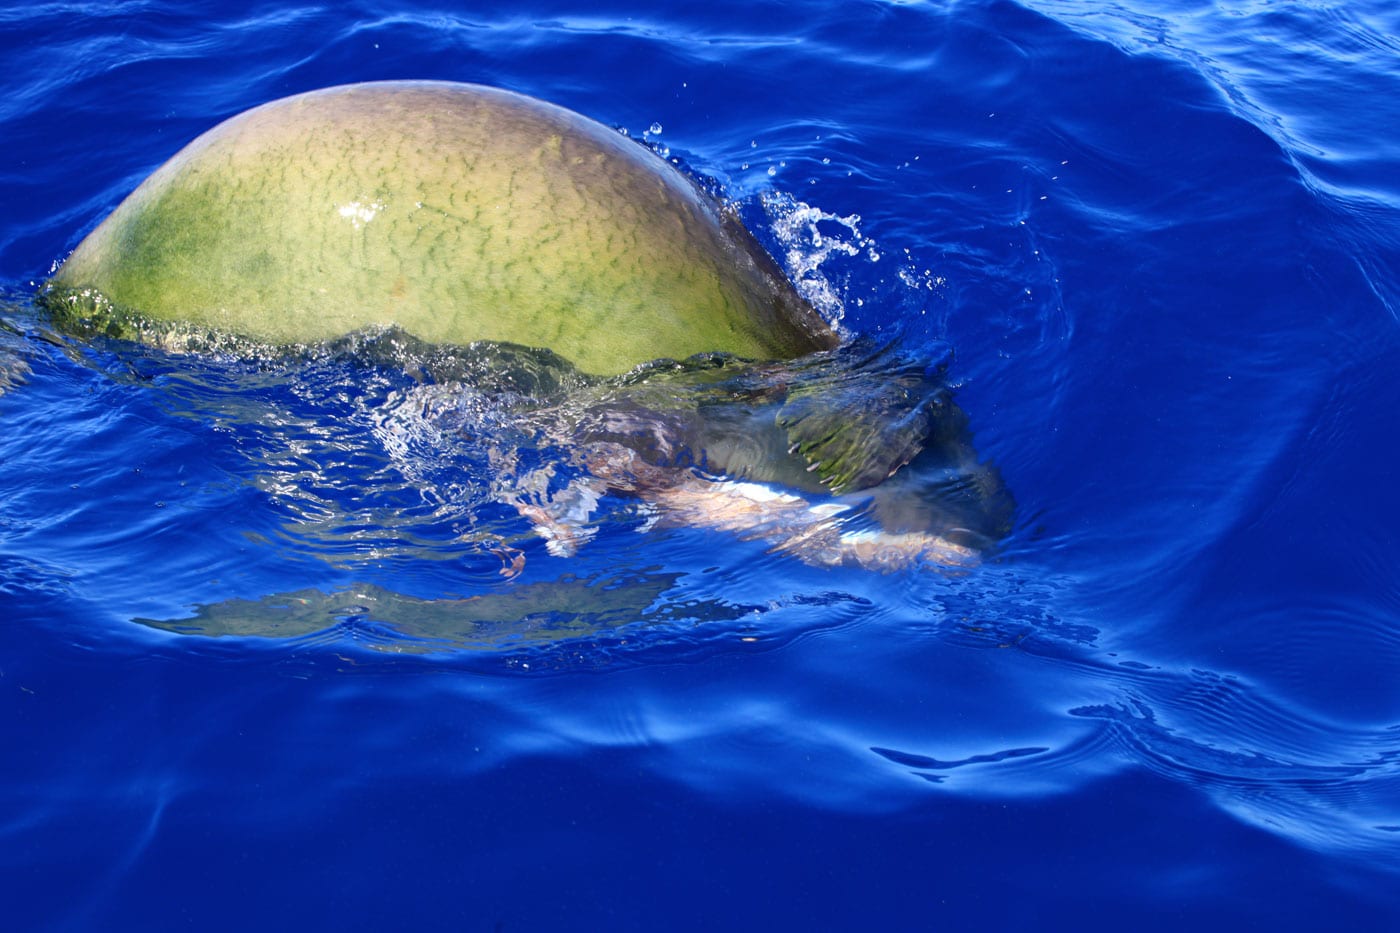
[134, 571, 682, 650]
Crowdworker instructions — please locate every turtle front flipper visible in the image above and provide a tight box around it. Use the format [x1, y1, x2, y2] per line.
[776, 341, 955, 494]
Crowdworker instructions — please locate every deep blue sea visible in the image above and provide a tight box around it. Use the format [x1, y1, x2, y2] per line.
[4, 1, 1400, 929]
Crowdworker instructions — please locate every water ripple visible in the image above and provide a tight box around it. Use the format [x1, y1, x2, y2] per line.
[5, 0, 1400, 913]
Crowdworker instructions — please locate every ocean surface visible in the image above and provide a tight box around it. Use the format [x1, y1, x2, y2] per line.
[4, 1, 1400, 928]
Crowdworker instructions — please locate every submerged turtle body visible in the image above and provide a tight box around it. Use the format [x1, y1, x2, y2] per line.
[421, 337, 1015, 556]
[44, 81, 836, 375]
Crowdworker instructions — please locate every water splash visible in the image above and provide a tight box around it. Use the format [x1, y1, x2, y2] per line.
[759, 190, 873, 330]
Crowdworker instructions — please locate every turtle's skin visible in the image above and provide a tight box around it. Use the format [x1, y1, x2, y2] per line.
[43, 81, 837, 375]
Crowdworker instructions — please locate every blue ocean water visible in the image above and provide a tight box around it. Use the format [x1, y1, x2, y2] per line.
[3, 0, 1400, 928]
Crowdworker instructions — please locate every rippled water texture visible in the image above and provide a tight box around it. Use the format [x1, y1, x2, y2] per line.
[3, 1, 1400, 929]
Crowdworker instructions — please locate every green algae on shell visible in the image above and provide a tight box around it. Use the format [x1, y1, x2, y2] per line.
[43, 81, 837, 375]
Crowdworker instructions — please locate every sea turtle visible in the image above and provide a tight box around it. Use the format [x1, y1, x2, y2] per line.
[41, 81, 1011, 570]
